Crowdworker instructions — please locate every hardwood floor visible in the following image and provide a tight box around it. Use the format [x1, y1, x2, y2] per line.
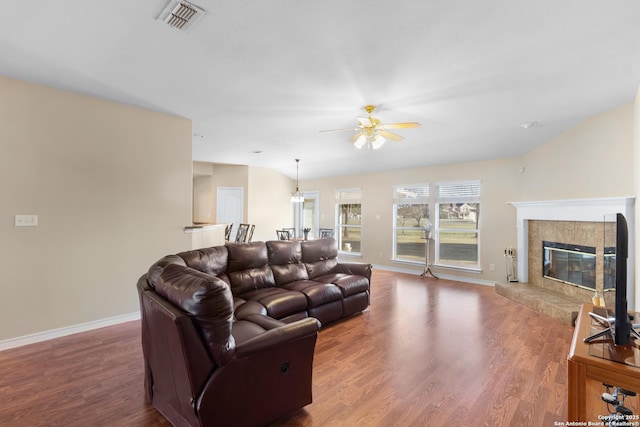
[0, 270, 574, 426]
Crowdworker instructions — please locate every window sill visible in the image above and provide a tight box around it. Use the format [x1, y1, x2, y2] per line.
[433, 263, 481, 273]
[391, 258, 423, 266]
[391, 259, 481, 273]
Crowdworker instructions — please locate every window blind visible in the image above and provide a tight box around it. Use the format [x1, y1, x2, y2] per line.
[435, 180, 480, 203]
[393, 184, 430, 204]
[335, 188, 362, 204]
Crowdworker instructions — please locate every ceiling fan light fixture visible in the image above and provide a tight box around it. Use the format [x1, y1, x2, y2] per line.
[371, 134, 386, 150]
[354, 134, 367, 149]
[321, 104, 420, 150]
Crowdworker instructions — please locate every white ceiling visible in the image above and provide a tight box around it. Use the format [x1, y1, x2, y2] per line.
[1, 1, 639, 179]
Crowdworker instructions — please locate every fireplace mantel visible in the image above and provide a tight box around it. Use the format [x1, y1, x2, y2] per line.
[509, 197, 635, 285]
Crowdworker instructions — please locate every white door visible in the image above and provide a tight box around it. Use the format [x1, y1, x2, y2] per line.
[217, 187, 244, 241]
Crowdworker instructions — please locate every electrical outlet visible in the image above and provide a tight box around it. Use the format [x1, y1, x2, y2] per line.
[15, 214, 38, 227]
[490, 263, 496, 271]
[379, 251, 384, 258]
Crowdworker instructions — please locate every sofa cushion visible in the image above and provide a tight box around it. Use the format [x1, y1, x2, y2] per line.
[301, 238, 339, 279]
[313, 273, 370, 297]
[154, 263, 235, 366]
[281, 280, 343, 308]
[226, 242, 276, 294]
[234, 300, 268, 319]
[267, 240, 309, 285]
[238, 287, 308, 320]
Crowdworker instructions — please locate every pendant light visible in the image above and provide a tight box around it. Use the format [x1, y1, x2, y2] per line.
[290, 159, 304, 203]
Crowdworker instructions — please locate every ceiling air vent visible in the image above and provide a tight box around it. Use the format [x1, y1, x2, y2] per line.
[157, 0, 206, 32]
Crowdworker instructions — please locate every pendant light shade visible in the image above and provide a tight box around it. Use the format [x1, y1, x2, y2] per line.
[291, 159, 304, 203]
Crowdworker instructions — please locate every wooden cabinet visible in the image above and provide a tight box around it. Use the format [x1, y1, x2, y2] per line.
[568, 303, 640, 422]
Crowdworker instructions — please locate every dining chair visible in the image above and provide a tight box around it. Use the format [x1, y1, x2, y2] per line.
[224, 223, 233, 241]
[247, 224, 255, 242]
[282, 227, 295, 239]
[276, 230, 291, 240]
[318, 228, 335, 238]
[236, 223, 250, 243]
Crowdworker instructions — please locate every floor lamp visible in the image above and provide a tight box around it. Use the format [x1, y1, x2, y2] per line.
[420, 224, 438, 279]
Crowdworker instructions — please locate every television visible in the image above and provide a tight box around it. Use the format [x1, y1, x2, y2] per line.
[612, 213, 633, 346]
[584, 213, 637, 346]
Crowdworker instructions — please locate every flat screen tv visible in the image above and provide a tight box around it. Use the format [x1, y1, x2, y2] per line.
[584, 212, 637, 346]
[611, 213, 632, 346]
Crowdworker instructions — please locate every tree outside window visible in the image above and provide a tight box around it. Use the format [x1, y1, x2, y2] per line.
[393, 184, 430, 263]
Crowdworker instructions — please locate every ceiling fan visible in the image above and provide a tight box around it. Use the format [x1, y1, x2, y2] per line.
[321, 105, 421, 150]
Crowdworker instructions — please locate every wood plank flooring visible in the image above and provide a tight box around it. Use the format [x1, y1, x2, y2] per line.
[0, 270, 574, 426]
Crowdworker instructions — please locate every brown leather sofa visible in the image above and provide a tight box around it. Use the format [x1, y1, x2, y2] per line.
[137, 237, 371, 427]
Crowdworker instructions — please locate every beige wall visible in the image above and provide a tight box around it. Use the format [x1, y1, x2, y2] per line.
[193, 161, 215, 223]
[247, 166, 296, 242]
[519, 104, 634, 201]
[193, 175, 214, 223]
[0, 76, 192, 342]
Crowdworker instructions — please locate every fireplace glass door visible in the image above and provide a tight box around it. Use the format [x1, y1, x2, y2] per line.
[543, 241, 596, 290]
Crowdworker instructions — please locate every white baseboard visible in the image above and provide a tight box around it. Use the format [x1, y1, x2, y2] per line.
[0, 311, 141, 352]
[373, 263, 496, 287]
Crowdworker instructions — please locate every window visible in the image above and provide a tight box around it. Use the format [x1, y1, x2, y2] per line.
[293, 191, 319, 238]
[336, 189, 361, 254]
[435, 181, 480, 269]
[393, 184, 430, 263]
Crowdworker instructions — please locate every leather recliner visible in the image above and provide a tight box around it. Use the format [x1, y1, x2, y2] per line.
[138, 263, 320, 427]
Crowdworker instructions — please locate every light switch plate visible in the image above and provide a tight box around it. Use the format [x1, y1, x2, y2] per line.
[15, 214, 38, 227]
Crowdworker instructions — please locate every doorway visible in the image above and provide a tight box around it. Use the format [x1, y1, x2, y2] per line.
[294, 191, 319, 238]
[217, 187, 244, 241]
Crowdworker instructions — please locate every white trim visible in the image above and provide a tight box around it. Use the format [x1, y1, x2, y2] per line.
[0, 311, 140, 352]
[373, 263, 495, 286]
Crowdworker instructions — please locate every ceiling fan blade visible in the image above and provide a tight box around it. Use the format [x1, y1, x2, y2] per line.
[319, 127, 357, 132]
[377, 130, 404, 141]
[379, 122, 421, 129]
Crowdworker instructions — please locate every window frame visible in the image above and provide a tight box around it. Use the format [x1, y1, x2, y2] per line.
[433, 180, 481, 271]
[392, 183, 430, 264]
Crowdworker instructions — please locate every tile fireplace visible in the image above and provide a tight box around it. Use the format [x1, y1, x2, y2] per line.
[503, 197, 636, 321]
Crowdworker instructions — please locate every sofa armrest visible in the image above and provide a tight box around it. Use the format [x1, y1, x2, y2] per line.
[235, 317, 319, 357]
[334, 262, 373, 281]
